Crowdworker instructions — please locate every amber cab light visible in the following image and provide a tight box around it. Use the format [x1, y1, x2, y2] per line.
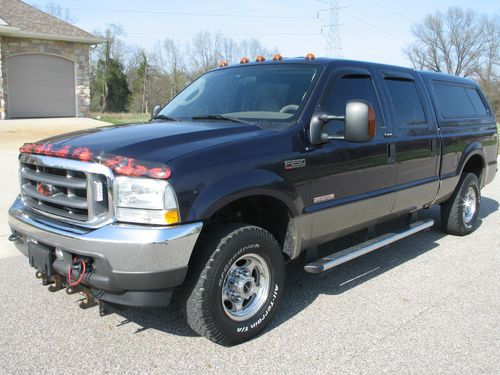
[272, 53, 283, 61]
[240, 57, 250, 64]
[218, 61, 228, 67]
[305, 53, 315, 60]
[255, 55, 266, 62]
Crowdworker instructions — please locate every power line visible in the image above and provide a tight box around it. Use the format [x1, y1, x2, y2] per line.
[67, 7, 316, 20]
[317, 0, 344, 57]
[128, 32, 322, 37]
[343, 10, 408, 44]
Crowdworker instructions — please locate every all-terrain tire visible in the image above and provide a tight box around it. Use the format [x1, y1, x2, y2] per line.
[185, 224, 285, 346]
[441, 173, 481, 236]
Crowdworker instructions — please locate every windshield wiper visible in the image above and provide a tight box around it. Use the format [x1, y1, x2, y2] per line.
[191, 114, 250, 124]
[152, 114, 179, 121]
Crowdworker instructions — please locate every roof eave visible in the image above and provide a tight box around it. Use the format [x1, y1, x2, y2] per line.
[0, 27, 104, 44]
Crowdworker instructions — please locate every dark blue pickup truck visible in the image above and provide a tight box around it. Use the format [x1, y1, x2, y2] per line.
[8, 55, 498, 345]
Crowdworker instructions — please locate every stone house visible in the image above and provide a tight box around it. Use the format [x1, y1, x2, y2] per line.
[0, 0, 102, 119]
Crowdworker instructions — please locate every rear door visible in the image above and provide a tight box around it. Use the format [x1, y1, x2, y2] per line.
[379, 70, 440, 212]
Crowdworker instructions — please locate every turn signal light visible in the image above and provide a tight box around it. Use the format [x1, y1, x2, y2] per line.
[305, 53, 315, 60]
[272, 53, 283, 61]
[255, 55, 266, 62]
[240, 57, 250, 64]
[368, 106, 376, 139]
[164, 210, 180, 225]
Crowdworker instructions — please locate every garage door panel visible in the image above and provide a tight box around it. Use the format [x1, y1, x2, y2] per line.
[7, 54, 76, 118]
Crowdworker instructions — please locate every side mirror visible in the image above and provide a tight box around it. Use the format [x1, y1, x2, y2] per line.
[309, 100, 375, 144]
[151, 105, 161, 119]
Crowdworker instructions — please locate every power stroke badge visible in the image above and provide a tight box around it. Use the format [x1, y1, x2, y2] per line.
[284, 158, 306, 170]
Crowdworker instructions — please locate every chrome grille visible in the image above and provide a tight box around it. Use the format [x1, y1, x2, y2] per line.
[19, 154, 114, 227]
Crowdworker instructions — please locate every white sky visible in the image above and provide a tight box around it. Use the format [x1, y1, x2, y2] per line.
[28, 0, 500, 67]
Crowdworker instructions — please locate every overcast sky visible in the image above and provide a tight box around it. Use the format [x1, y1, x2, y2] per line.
[28, 0, 499, 67]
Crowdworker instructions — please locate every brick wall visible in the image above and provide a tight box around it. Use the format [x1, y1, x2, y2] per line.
[0, 37, 91, 119]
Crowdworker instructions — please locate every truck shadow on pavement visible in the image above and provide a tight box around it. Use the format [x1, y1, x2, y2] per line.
[113, 196, 498, 340]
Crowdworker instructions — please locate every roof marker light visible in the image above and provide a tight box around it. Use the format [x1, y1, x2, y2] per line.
[240, 57, 250, 64]
[218, 60, 228, 67]
[305, 53, 315, 61]
[255, 55, 266, 62]
[272, 53, 283, 61]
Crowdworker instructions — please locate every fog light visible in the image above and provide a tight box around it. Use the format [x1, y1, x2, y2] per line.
[55, 248, 64, 260]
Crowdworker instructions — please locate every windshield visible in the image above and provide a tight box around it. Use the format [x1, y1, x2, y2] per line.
[159, 64, 321, 125]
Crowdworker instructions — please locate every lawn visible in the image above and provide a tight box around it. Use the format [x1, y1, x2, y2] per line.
[91, 112, 150, 125]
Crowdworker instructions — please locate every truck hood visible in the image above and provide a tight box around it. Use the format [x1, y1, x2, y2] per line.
[36, 120, 268, 164]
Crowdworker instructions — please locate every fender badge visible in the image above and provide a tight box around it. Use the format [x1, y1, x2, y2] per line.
[284, 159, 306, 170]
[314, 193, 335, 204]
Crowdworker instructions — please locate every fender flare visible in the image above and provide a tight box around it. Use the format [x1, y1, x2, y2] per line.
[186, 169, 302, 222]
[456, 142, 486, 183]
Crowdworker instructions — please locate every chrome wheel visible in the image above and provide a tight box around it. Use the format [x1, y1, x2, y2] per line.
[221, 253, 271, 321]
[462, 186, 477, 225]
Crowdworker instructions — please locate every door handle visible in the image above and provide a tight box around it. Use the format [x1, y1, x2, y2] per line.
[430, 139, 438, 155]
[387, 144, 396, 164]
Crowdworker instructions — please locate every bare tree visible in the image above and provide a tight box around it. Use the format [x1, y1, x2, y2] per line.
[162, 38, 186, 97]
[221, 37, 239, 64]
[189, 31, 223, 74]
[239, 38, 273, 60]
[405, 7, 498, 77]
[36, 2, 77, 23]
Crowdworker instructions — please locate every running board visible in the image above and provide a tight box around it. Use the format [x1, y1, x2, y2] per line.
[304, 219, 434, 274]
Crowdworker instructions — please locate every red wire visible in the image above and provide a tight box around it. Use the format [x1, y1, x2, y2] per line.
[67, 259, 86, 287]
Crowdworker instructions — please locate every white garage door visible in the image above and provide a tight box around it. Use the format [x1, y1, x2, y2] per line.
[7, 54, 76, 118]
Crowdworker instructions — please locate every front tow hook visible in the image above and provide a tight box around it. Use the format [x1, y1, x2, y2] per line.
[8, 233, 22, 242]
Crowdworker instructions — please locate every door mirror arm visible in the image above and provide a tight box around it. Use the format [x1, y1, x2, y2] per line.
[309, 100, 375, 145]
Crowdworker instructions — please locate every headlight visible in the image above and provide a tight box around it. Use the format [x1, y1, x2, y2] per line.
[115, 176, 179, 225]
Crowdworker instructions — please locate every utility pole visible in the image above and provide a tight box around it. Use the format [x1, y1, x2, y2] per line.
[318, 0, 343, 57]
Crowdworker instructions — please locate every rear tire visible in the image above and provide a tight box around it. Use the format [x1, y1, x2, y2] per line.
[185, 224, 285, 346]
[440, 173, 481, 236]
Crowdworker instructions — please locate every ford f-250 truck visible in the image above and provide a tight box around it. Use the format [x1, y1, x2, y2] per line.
[8, 55, 498, 345]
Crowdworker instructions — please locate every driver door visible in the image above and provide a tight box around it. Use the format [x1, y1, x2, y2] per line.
[306, 67, 397, 243]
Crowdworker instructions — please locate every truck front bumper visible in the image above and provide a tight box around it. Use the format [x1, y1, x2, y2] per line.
[8, 197, 203, 307]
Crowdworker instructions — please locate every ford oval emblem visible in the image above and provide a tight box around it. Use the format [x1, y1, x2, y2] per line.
[36, 182, 57, 197]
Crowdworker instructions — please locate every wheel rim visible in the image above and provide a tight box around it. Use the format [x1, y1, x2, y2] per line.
[221, 253, 271, 322]
[462, 186, 477, 225]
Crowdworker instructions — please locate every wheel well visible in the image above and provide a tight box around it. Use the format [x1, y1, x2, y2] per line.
[462, 155, 484, 182]
[204, 195, 291, 255]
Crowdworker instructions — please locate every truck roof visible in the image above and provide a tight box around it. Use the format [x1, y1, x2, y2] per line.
[222, 56, 478, 86]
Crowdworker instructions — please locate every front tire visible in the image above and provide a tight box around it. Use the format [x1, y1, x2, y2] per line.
[441, 173, 481, 236]
[185, 224, 285, 346]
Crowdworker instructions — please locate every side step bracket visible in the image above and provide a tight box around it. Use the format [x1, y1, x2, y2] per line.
[304, 219, 434, 274]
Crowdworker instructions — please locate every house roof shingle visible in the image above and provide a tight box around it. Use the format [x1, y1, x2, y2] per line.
[0, 0, 102, 43]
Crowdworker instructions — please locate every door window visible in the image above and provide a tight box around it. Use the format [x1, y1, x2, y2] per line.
[385, 78, 426, 125]
[320, 75, 383, 136]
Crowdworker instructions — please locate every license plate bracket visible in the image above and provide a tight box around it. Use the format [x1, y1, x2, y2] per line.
[28, 242, 55, 276]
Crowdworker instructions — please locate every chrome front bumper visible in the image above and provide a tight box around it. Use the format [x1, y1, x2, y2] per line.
[9, 197, 203, 306]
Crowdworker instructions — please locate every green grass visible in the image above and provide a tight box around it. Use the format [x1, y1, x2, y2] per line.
[91, 112, 150, 125]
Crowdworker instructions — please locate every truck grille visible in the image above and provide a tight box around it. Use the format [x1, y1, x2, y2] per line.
[19, 154, 114, 227]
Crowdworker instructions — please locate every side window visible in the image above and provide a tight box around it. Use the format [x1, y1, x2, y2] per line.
[433, 82, 489, 118]
[385, 78, 426, 125]
[465, 88, 489, 116]
[321, 75, 382, 136]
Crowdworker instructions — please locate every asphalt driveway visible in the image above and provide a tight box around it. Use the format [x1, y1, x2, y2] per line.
[0, 119, 498, 374]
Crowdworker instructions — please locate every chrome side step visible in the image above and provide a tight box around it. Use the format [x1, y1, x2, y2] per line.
[304, 219, 434, 274]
